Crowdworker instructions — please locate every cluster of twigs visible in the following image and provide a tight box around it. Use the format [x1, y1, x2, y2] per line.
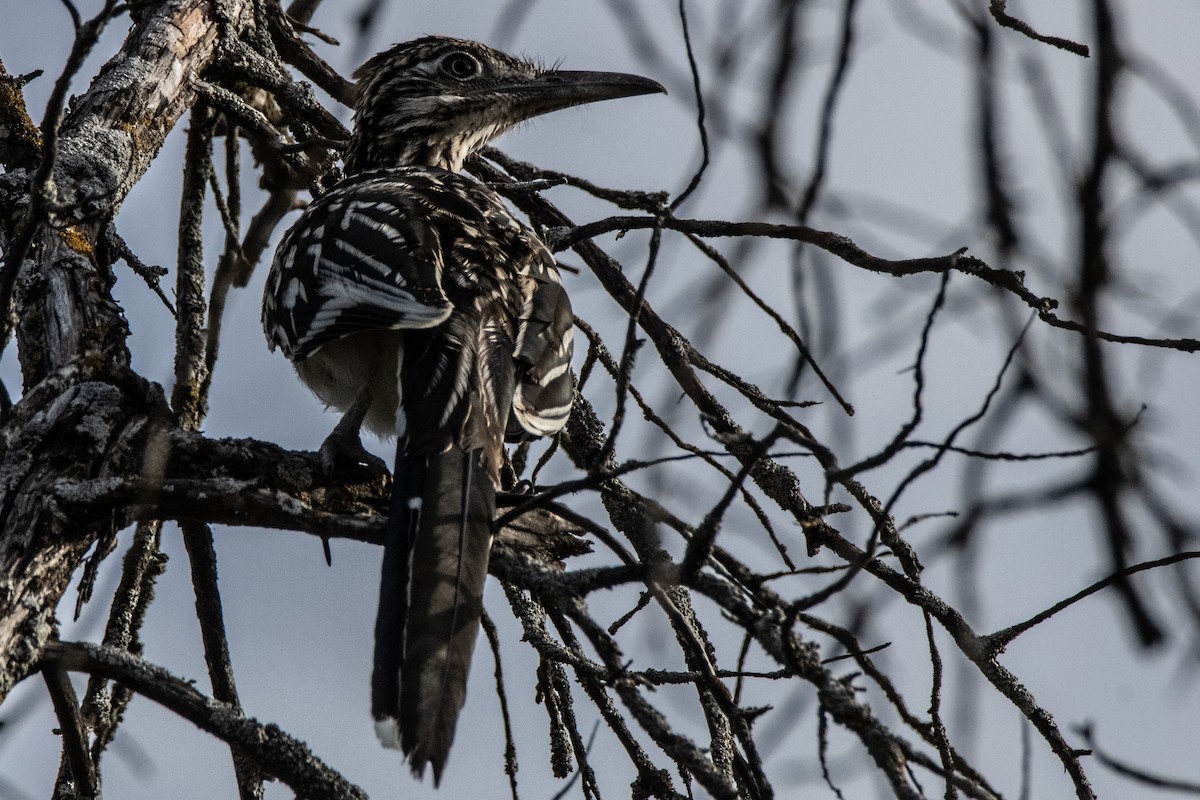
[1, 1, 1199, 799]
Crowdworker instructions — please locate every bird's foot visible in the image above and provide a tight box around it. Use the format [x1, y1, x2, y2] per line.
[319, 430, 387, 482]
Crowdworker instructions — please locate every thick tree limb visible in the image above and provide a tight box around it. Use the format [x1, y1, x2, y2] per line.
[0, 0, 258, 703]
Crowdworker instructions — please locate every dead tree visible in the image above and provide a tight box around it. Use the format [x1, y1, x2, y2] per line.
[1, 2, 1198, 799]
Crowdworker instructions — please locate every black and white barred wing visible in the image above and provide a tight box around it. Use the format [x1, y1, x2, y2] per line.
[508, 250, 575, 438]
[263, 175, 453, 362]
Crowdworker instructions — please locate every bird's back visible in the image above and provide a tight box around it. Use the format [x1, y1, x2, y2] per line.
[263, 166, 564, 448]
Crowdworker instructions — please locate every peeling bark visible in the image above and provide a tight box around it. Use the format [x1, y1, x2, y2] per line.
[0, 0, 253, 704]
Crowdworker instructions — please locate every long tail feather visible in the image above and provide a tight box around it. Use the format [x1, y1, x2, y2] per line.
[398, 446, 494, 784]
[371, 444, 425, 747]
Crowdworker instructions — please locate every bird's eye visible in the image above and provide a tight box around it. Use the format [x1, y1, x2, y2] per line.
[441, 53, 481, 80]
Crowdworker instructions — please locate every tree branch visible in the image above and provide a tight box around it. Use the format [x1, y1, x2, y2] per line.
[39, 640, 365, 800]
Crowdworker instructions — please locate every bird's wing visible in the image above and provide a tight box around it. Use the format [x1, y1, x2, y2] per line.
[263, 176, 453, 362]
[508, 250, 575, 438]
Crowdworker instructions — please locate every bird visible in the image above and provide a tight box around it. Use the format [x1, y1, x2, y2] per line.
[261, 36, 663, 784]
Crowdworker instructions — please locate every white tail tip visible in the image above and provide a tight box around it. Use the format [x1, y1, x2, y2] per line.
[374, 717, 403, 750]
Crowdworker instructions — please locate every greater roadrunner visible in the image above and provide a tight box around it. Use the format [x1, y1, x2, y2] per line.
[262, 37, 662, 783]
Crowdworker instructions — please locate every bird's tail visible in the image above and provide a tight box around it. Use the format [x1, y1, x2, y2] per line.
[371, 442, 495, 785]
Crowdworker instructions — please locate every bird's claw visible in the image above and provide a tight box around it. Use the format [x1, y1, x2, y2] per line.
[319, 431, 388, 482]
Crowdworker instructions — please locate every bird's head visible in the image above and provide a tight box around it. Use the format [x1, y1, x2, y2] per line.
[344, 37, 665, 173]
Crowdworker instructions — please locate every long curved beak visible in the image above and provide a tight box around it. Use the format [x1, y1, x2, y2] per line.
[499, 69, 666, 119]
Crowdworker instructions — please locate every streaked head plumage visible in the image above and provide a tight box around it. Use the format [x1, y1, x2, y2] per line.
[343, 36, 664, 173]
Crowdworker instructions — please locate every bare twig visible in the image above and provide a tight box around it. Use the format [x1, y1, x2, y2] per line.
[39, 641, 366, 799]
[986, 551, 1200, 652]
[43, 663, 98, 800]
[988, 0, 1090, 56]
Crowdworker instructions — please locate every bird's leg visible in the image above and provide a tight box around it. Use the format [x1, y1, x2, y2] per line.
[320, 383, 388, 480]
